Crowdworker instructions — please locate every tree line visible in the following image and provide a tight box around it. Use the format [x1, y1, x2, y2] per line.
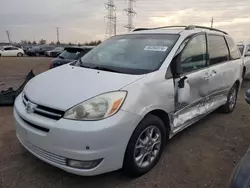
[20, 39, 102, 46]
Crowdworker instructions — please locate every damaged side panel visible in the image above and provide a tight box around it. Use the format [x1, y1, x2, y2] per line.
[169, 94, 227, 136]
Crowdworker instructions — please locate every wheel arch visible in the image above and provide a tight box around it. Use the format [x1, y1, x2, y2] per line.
[243, 66, 246, 79]
[235, 80, 240, 91]
[146, 109, 171, 138]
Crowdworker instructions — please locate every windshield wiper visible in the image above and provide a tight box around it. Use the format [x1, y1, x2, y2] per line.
[78, 60, 120, 73]
[90, 66, 122, 73]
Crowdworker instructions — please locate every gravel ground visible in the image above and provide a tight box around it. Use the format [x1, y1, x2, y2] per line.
[1, 57, 250, 188]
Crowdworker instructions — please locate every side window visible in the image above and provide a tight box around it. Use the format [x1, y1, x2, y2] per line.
[180, 34, 207, 74]
[208, 35, 229, 65]
[4, 47, 11, 51]
[11, 47, 18, 50]
[225, 36, 241, 59]
[247, 45, 250, 52]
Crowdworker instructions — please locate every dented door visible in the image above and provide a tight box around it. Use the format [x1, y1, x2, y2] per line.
[172, 34, 211, 132]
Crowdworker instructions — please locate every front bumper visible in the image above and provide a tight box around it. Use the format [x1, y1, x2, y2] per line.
[14, 94, 141, 176]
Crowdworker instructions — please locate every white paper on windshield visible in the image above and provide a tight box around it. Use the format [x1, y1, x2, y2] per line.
[144, 46, 168, 52]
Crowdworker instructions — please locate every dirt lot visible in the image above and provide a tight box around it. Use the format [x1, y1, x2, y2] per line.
[1, 57, 250, 188]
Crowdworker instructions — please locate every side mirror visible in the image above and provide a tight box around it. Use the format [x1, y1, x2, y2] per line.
[245, 52, 250, 57]
[178, 76, 190, 103]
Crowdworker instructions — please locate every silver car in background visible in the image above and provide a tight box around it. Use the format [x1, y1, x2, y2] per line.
[14, 25, 243, 177]
[237, 41, 250, 78]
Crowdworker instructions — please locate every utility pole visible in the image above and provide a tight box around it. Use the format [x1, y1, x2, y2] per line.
[6, 30, 11, 43]
[105, 0, 116, 38]
[56, 27, 60, 44]
[114, 12, 117, 36]
[211, 17, 214, 28]
[124, 0, 136, 32]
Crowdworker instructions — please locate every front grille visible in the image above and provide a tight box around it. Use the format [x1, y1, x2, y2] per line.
[21, 117, 50, 133]
[23, 94, 64, 120]
[21, 139, 66, 166]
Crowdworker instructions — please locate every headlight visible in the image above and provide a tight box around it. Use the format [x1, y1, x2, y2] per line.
[64, 91, 127, 120]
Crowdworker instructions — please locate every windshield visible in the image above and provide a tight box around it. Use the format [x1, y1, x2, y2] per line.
[76, 34, 179, 74]
[53, 47, 64, 51]
[32, 46, 40, 50]
[59, 48, 82, 59]
[237, 45, 244, 55]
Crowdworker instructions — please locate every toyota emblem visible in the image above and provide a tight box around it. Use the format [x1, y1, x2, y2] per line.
[26, 102, 35, 113]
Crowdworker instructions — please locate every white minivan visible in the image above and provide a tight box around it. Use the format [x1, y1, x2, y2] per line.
[14, 25, 243, 177]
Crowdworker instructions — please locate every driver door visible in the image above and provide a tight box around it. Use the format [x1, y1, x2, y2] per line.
[173, 34, 211, 130]
[3, 47, 12, 56]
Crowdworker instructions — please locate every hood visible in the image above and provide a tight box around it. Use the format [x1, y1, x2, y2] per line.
[24, 65, 145, 111]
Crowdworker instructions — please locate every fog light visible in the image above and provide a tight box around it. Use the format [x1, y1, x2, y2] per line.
[66, 158, 103, 169]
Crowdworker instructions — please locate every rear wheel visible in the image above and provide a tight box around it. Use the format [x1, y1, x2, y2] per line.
[220, 83, 238, 113]
[0, 54, 1, 57]
[35, 52, 39, 56]
[17, 52, 23, 57]
[123, 114, 167, 177]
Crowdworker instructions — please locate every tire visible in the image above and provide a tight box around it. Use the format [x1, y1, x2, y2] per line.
[0, 54, 1, 57]
[123, 114, 167, 177]
[219, 83, 238, 113]
[17, 53, 23, 57]
[35, 52, 39, 56]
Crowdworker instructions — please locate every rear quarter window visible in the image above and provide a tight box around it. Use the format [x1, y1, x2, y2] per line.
[225, 37, 241, 59]
[208, 35, 229, 65]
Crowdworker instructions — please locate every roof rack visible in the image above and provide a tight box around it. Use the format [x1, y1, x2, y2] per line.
[133, 25, 228, 35]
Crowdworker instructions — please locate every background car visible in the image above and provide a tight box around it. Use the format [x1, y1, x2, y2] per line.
[49, 46, 95, 69]
[45, 47, 64, 57]
[26, 46, 41, 56]
[26, 45, 55, 56]
[228, 89, 250, 188]
[38, 45, 55, 56]
[238, 42, 250, 78]
[0, 46, 24, 57]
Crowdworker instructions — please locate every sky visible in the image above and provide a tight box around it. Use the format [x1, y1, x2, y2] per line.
[0, 0, 250, 43]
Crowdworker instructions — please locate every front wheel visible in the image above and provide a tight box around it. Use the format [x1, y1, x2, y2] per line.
[123, 114, 167, 177]
[219, 83, 238, 113]
[17, 52, 23, 57]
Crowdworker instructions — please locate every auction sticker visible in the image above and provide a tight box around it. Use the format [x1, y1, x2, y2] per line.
[144, 46, 168, 52]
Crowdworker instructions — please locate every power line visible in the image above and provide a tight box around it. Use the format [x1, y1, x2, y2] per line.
[124, 0, 136, 32]
[6, 30, 11, 43]
[105, 0, 116, 38]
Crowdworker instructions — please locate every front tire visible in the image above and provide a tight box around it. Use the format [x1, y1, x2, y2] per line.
[220, 83, 238, 113]
[123, 114, 167, 177]
[17, 52, 23, 57]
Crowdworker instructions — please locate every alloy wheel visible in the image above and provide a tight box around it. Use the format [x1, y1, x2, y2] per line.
[134, 126, 162, 168]
[229, 87, 237, 110]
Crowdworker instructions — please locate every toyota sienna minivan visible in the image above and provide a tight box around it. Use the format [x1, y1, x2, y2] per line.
[14, 25, 243, 177]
